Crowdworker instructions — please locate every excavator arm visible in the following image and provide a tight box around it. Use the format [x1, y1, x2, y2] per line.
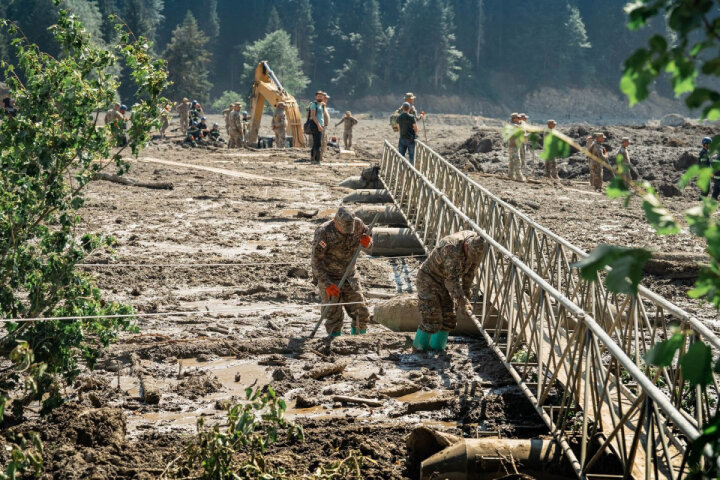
[246, 61, 306, 147]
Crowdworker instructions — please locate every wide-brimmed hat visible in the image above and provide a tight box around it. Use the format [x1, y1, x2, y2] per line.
[405, 92, 415, 99]
[335, 207, 355, 234]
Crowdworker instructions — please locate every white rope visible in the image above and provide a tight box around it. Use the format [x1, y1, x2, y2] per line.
[0, 301, 369, 324]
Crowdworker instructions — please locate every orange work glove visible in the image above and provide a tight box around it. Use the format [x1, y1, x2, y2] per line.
[360, 234, 372, 248]
[325, 284, 341, 298]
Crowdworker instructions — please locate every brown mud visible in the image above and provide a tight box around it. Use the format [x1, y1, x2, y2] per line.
[3, 116, 712, 478]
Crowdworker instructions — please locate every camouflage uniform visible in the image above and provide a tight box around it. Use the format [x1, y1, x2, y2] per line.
[544, 121, 559, 179]
[271, 107, 287, 148]
[519, 118, 529, 171]
[311, 207, 371, 335]
[228, 108, 243, 148]
[159, 108, 170, 138]
[177, 101, 190, 135]
[336, 114, 358, 149]
[589, 135, 607, 191]
[321, 105, 330, 156]
[417, 231, 485, 334]
[508, 116, 524, 181]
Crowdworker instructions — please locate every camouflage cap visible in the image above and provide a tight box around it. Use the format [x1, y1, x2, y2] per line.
[345, 111, 351, 115]
[182, 97, 188, 103]
[621, 137, 630, 142]
[334, 207, 355, 234]
[510, 112, 519, 119]
[594, 132, 605, 139]
[547, 119, 557, 125]
[467, 235, 485, 255]
[519, 113, 528, 119]
[405, 92, 416, 99]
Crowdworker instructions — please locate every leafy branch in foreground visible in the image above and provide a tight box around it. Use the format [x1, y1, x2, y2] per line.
[0, 1, 168, 420]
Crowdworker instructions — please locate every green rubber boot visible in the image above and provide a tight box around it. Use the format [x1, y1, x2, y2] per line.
[413, 328, 431, 351]
[429, 331, 449, 351]
[329, 331, 342, 337]
[351, 328, 368, 335]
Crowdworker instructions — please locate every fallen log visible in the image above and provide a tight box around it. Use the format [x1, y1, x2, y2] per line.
[643, 251, 708, 279]
[332, 395, 383, 407]
[95, 172, 173, 190]
[130, 353, 161, 405]
[405, 395, 453, 414]
[379, 383, 422, 398]
[307, 362, 347, 380]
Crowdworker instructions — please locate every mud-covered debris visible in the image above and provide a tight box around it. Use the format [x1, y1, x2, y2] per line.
[74, 375, 111, 393]
[272, 367, 292, 381]
[42, 404, 127, 448]
[175, 371, 222, 399]
[287, 266, 310, 278]
[332, 395, 383, 407]
[306, 361, 347, 380]
[405, 394, 454, 414]
[379, 382, 421, 398]
[259, 354, 288, 366]
[674, 151, 696, 171]
[294, 394, 321, 408]
[237, 285, 269, 295]
[295, 209, 318, 218]
[407, 426, 461, 465]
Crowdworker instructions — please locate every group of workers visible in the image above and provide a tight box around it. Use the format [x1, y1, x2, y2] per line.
[508, 114, 718, 199]
[311, 206, 484, 351]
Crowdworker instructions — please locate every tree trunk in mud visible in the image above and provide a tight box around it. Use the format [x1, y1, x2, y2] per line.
[131, 354, 161, 405]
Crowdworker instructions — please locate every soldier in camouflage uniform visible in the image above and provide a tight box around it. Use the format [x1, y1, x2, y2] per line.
[159, 104, 171, 138]
[413, 230, 485, 352]
[507, 113, 524, 181]
[311, 207, 373, 336]
[544, 120, 559, 179]
[177, 98, 190, 135]
[271, 102, 287, 148]
[228, 103, 243, 149]
[617, 137, 632, 185]
[518, 113, 529, 173]
[336, 111, 358, 150]
[588, 132, 608, 191]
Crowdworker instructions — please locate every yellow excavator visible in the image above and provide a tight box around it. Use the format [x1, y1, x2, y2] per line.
[246, 61, 306, 147]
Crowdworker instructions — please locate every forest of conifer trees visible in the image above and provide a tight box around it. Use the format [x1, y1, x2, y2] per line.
[0, 0, 677, 114]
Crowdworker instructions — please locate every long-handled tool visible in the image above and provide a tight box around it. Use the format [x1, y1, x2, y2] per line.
[309, 210, 383, 338]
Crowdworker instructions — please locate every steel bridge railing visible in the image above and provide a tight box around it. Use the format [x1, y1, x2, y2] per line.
[380, 140, 705, 480]
[414, 140, 720, 433]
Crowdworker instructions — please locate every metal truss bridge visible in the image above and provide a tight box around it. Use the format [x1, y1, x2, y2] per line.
[378, 140, 720, 480]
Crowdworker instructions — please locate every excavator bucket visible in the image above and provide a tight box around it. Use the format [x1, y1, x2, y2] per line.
[246, 61, 306, 148]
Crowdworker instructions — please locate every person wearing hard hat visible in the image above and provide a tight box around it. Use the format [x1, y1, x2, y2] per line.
[311, 207, 373, 336]
[699, 136, 720, 200]
[271, 102, 288, 148]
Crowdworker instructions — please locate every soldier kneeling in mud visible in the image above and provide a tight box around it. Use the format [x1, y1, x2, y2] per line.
[413, 231, 485, 352]
[311, 207, 373, 337]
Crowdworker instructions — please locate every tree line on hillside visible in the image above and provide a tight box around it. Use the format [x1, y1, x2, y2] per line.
[0, 0, 675, 109]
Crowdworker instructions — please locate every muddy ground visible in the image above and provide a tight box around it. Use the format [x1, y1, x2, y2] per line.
[4, 115, 718, 479]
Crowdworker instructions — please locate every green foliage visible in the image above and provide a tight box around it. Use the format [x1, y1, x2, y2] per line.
[571, 244, 652, 295]
[0, 432, 43, 480]
[0, 2, 168, 419]
[164, 11, 212, 103]
[540, 132, 571, 162]
[240, 30, 309, 97]
[211, 91, 244, 113]
[643, 330, 685, 366]
[175, 386, 304, 479]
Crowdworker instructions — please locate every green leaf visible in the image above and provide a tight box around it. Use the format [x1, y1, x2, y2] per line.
[539, 132, 570, 161]
[644, 333, 685, 367]
[606, 176, 630, 199]
[571, 244, 652, 294]
[681, 341, 713, 387]
[642, 196, 680, 235]
[678, 164, 700, 189]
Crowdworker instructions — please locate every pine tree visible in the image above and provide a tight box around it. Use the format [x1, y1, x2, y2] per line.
[288, 0, 316, 70]
[63, 0, 104, 45]
[240, 30, 309, 96]
[96, 0, 118, 45]
[164, 11, 213, 102]
[266, 6, 282, 33]
[122, 0, 164, 47]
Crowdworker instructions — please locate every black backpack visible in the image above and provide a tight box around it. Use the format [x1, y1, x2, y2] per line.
[303, 102, 319, 134]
